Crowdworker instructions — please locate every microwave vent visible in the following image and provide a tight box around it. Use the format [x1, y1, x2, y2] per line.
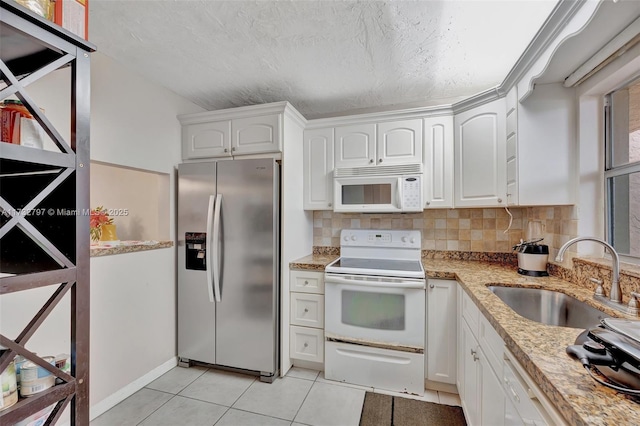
[334, 163, 423, 178]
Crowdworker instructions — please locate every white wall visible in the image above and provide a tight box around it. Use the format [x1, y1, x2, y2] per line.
[0, 51, 204, 418]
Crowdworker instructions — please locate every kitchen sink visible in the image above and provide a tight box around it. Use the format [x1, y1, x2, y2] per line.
[487, 285, 609, 329]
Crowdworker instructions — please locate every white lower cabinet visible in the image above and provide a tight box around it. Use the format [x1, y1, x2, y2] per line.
[426, 279, 457, 385]
[460, 300, 506, 426]
[457, 284, 566, 426]
[289, 270, 324, 364]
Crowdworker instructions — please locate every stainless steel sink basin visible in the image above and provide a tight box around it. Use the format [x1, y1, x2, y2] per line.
[487, 286, 609, 328]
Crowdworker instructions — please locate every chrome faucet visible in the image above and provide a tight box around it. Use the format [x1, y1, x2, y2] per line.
[555, 237, 621, 303]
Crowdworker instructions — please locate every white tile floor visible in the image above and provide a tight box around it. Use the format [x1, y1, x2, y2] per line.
[91, 366, 461, 426]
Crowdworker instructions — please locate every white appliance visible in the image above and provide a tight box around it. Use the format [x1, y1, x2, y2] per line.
[333, 164, 423, 213]
[324, 229, 425, 395]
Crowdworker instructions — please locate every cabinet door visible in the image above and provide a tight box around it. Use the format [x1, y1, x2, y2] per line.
[334, 123, 376, 168]
[456, 286, 465, 401]
[461, 319, 480, 426]
[183, 120, 232, 159]
[423, 116, 454, 208]
[303, 128, 334, 210]
[232, 114, 281, 155]
[426, 279, 457, 384]
[454, 98, 507, 207]
[506, 86, 519, 206]
[376, 119, 422, 166]
[479, 352, 506, 426]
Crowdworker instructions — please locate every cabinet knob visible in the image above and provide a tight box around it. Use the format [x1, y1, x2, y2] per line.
[303, 342, 308, 348]
[304, 280, 309, 285]
[369, 159, 374, 164]
[497, 198, 503, 203]
[470, 348, 477, 356]
[429, 284, 434, 289]
[378, 158, 383, 163]
[328, 203, 332, 207]
[231, 147, 236, 152]
[426, 201, 431, 206]
[224, 148, 228, 152]
[304, 308, 309, 313]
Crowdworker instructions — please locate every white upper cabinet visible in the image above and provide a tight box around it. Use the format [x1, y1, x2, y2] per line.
[423, 116, 453, 208]
[515, 83, 576, 206]
[232, 114, 280, 155]
[454, 98, 507, 208]
[376, 119, 423, 166]
[334, 123, 376, 168]
[334, 119, 422, 169]
[179, 103, 295, 160]
[303, 127, 334, 210]
[183, 120, 232, 159]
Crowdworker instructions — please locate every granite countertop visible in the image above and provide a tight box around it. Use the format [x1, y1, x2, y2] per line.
[289, 253, 339, 271]
[289, 254, 638, 425]
[90, 240, 173, 257]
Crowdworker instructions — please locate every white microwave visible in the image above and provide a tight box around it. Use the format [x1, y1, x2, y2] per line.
[333, 164, 423, 213]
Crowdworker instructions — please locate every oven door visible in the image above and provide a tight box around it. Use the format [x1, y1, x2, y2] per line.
[324, 273, 425, 349]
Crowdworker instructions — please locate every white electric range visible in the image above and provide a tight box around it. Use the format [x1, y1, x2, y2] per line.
[324, 229, 426, 395]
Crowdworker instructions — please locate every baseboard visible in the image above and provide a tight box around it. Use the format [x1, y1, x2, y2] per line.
[292, 359, 324, 373]
[89, 356, 178, 420]
[424, 379, 458, 394]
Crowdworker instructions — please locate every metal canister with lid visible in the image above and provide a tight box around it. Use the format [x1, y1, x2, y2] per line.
[19, 357, 56, 397]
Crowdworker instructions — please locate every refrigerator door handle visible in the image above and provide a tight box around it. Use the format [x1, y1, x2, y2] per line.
[205, 195, 216, 303]
[212, 193, 223, 302]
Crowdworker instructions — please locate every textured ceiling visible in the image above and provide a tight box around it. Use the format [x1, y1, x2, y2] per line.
[89, 0, 557, 118]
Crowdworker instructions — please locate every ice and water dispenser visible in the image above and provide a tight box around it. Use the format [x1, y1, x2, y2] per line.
[185, 232, 207, 270]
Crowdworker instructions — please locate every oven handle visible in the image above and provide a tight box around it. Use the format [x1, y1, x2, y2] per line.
[324, 275, 425, 289]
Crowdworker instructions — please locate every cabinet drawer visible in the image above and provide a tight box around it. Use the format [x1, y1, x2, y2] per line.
[290, 326, 324, 363]
[290, 270, 324, 294]
[290, 293, 324, 328]
[461, 290, 480, 336]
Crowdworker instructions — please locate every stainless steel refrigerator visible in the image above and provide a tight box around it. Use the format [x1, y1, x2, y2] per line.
[177, 158, 279, 382]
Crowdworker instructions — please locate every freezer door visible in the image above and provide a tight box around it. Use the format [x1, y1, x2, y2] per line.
[215, 158, 279, 374]
[178, 162, 217, 365]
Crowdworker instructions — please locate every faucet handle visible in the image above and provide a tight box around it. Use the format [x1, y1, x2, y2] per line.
[627, 292, 640, 316]
[590, 278, 605, 297]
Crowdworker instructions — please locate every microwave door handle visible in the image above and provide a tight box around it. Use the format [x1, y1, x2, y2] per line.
[205, 195, 216, 303]
[397, 178, 403, 209]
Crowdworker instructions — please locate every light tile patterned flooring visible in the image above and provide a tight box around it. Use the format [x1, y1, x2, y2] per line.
[91, 366, 461, 426]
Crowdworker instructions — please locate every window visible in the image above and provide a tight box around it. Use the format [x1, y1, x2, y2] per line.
[605, 77, 640, 259]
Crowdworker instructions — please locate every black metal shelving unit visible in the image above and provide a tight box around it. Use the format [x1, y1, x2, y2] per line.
[0, 1, 94, 424]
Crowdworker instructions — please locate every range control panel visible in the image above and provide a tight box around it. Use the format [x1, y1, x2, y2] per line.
[340, 229, 421, 249]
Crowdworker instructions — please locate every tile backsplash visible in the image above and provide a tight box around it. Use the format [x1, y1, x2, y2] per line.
[313, 205, 578, 257]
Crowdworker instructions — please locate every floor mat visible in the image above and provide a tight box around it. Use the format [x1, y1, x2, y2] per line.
[359, 392, 467, 426]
